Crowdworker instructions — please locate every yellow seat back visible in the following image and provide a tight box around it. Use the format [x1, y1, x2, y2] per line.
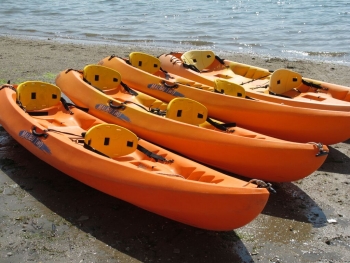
[83, 65, 122, 90]
[84, 124, 138, 158]
[166, 98, 208, 125]
[269, 69, 303, 94]
[181, 50, 215, 71]
[214, 79, 246, 98]
[17, 81, 61, 111]
[129, 52, 161, 74]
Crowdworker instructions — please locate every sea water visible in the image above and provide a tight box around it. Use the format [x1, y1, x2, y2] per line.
[0, 0, 349, 64]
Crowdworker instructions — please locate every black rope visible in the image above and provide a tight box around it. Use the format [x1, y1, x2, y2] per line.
[82, 76, 106, 94]
[251, 84, 269, 90]
[149, 108, 167, 116]
[206, 118, 236, 132]
[83, 143, 110, 158]
[16, 100, 26, 112]
[108, 54, 118, 61]
[0, 84, 16, 92]
[302, 79, 326, 90]
[43, 128, 83, 137]
[240, 74, 271, 86]
[120, 81, 138, 96]
[65, 68, 83, 74]
[214, 55, 226, 65]
[129, 100, 166, 116]
[183, 63, 201, 73]
[4, 82, 27, 112]
[60, 97, 89, 114]
[214, 88, 224, 94]
[160, 67, 173, 80]
[137, 144, 174, 163]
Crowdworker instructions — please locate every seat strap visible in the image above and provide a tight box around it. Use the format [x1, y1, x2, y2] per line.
[302, 79, 326, 90]
[206, 118, 236, 132]
[214, 55, 226, 65]
[183, 63, 201, 73]
[137, 145, 174, 163]
[120, 82, 139, 96]
[83, 143, 110, 158]
[60, 97, 89, 114]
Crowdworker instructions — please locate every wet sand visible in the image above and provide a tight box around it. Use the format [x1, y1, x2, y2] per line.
[0, 35, 350, 262]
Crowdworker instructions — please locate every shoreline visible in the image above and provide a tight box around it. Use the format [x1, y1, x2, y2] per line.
[1, 35, 350, 86]
[0, 35, 350, 262]
[2, 32, 350, 67]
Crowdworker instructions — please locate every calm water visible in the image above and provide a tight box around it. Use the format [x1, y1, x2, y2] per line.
[1, 0, 349, 64]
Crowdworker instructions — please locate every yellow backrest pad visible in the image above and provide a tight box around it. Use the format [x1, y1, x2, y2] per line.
[17, 81, 61, 111]
[83, 65, 122, 90]
[129, 52, 161, 74]
[166, 98, 208, 125]
[181, 50, 215, 71]
[214, 79, 246, 98]
[84, 124, 138, 158]
[269, 69, 303, 94]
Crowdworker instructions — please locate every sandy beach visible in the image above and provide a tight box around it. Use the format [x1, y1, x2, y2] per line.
[0, 35, 350, 263]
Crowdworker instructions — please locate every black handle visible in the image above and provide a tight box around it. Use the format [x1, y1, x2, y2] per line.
[162, 81, 179, 89]
[108, 100, 125, 110]
[32, 127, 48, 138]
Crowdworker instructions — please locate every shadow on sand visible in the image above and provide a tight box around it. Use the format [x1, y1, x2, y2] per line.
[317, 140, 350, 175]
[261, 182, 327, 228]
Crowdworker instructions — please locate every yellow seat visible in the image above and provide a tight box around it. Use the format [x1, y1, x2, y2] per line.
[214, 79, 246, 98]
[129, 52, 161, 74]
[166, 98, 208, 125]
[83, 65, 122, 90]
[181, 50, 215, 71]
[17, 81, 61, 111]
[269, 69, 303, 94]
[84, 124, 138, 158]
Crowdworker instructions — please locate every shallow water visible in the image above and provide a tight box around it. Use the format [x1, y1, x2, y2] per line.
[0, 1, 349, 63]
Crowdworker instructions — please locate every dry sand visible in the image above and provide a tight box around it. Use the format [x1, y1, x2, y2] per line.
[0, 35, 349, 263]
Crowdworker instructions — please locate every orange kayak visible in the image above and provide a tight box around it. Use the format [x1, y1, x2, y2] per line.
[0, 82, 271, 231]
[55, 65, 328, 182]
[98, 53, 350, 145]
[159, 50, 350, 111]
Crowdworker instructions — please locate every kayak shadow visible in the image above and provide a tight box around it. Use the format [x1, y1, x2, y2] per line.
[0, 136, 254, 263]
[341, 138, 350, 144]
[317, 141, 350, 175]
[261, 182, 327, 228]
